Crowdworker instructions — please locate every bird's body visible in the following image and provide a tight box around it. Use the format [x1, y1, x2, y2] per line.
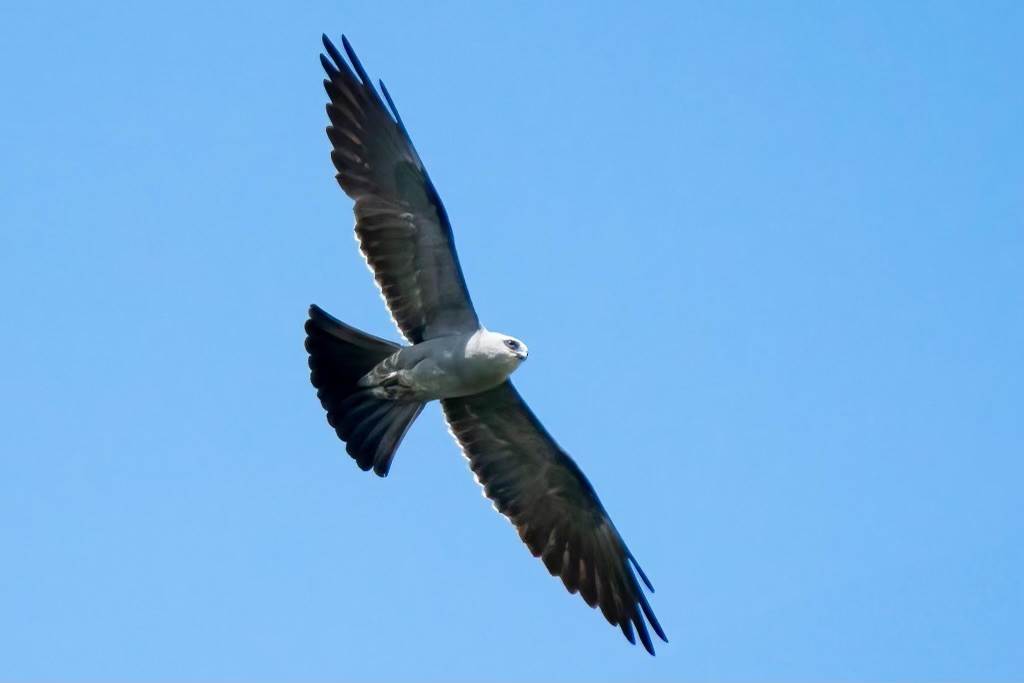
[358, 329, 528, 401]
[306, 34, 667, 655]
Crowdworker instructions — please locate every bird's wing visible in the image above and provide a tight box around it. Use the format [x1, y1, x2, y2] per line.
[320, 35, 479, 343]
[441, 382, 667, 654]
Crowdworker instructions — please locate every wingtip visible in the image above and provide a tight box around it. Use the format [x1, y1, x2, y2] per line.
[628, 553, 656, 593]
[636, 588, 668, 643]
[341, 34, 372, 87]
[320, 53, 338, 78]
[638, 622, 655, 655]
[321, 34, 346, 74]
[308, 304, 332, 325]
[378, 79, 405, 128]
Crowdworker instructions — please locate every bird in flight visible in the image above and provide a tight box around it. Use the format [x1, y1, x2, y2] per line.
[306, 34, 667, 655]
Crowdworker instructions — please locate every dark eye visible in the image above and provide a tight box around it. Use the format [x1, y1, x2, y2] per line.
[505, 339, 520, 350]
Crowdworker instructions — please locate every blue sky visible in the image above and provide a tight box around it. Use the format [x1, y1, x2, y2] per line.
[2, 1, 1022, 680]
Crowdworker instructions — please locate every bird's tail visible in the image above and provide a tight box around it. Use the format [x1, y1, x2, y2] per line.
[304, 304, 424, 476]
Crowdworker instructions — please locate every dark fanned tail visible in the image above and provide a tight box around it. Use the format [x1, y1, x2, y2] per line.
[305, 305, 424, 476]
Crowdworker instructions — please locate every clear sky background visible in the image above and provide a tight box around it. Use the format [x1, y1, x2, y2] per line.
[1, 1, 1022, 680]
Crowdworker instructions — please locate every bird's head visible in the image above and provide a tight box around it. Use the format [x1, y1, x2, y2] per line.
[468, 329, 529, 378]
[499, 335, 529, 362]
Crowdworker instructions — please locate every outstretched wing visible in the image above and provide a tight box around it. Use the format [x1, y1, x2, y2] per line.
[320, 34, 479, 343]
[441, 382, 668, 654]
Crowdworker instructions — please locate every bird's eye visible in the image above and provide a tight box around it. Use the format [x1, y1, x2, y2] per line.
[505, 339, 519, 350]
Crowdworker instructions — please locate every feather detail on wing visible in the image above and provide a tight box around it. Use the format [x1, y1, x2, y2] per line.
[441, 382, 668, 655]
[321, 35, 479, 343]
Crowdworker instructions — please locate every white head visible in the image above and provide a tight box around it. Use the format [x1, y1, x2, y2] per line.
[469, 329, 529, 369]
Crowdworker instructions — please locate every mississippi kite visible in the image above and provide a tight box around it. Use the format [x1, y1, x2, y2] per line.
[305, 34, 667, 655]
